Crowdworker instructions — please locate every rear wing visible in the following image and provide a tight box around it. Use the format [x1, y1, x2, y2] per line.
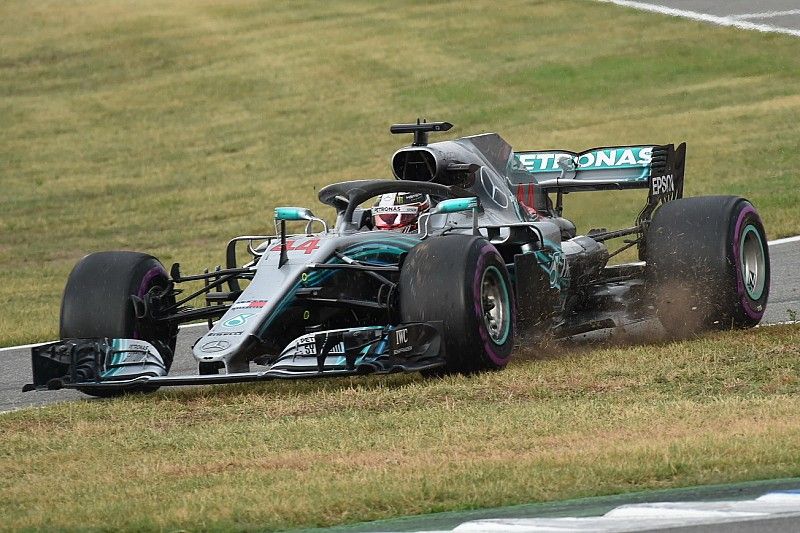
[512, 143, 686, 199]
[510, 143, 686, 225]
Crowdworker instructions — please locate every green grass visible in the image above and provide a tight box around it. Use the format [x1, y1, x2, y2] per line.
[1, 0, 800, 345]
[2, 325, 800, 530]
[2, 4, 800, 528]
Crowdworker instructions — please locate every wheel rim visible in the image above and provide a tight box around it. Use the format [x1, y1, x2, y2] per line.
[740, 224, 766, 300]
[480, 266, 511, 345]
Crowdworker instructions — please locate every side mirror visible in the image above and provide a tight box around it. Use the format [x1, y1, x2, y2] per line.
[420, 197, 480, 238]
[430, 197, 479, 215]
[274, 207, 328, 234]
[274, 207, 316, 221]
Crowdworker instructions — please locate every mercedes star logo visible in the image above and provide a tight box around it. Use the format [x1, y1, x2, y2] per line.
[480, 167, 510, 208]
[201, 340, 230, 353]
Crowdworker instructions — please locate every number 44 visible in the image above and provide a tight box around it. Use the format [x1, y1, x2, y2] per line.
[270, 238, 321, 254]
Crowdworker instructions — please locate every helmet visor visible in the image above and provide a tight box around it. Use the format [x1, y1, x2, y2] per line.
[373, 205, 419, 229]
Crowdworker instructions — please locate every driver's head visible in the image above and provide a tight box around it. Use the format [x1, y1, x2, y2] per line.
[372, 192, 430, 232]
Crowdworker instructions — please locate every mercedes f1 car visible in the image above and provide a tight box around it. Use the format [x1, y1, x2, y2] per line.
[24, 121, 770, 396]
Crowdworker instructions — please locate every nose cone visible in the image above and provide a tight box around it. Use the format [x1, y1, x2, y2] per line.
[193, 337, 235, 362]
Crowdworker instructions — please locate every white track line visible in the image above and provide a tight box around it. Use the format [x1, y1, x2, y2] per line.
[0, 342, 50, 352]
[0, 342, 48, 352]
[768, 235, 800, 246]
[599, 0, 800, 37]
[0, 322, 208, 353]
[757, 319, 800, 327]
[180, 322, 209, 330]
[2, 236, 798, 352]
[731, 10, 800, 21]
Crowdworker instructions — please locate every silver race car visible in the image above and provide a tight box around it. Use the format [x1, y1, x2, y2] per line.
[25, 121, 769, 396]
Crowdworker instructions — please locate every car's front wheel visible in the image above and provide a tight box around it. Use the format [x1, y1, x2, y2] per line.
[60, 251, 177, 396]
[399, 235, 515, 374]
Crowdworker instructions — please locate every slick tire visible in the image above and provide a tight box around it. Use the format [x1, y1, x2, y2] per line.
[399, 235, 514, 374]
[60, 251, 177, 397]
[645, 196, 769, 337]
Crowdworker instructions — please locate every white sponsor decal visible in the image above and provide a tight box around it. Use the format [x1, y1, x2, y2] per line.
[297, 342, 316, 355]
[127, 343, 150, 352]
[378, 193, 398, 207]
[519, 147, 653, 172]
[395, 328, 408, 344]
[122, 352, 148, 363]
[651, 174, 674, 196]
[296, 341, 345, 355]
[372, 205, 417, 215]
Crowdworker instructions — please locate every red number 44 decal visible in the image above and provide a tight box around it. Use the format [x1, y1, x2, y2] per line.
[270, 238, 320, 254]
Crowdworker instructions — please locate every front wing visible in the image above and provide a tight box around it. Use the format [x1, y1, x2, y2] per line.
[23, 323, 444, 393]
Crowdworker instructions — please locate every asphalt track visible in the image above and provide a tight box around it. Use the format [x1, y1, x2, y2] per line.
[1, 238, 797, 413]
[602, 0, 800, 36]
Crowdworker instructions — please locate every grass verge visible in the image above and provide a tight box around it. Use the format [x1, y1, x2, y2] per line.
[2, 0, 800, 345]
[2, 325, 800, 530]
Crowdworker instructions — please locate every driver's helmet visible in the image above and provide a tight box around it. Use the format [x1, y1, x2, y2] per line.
[372, 192, 431, 232]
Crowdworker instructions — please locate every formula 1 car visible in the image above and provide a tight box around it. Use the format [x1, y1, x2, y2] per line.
[24, 121, 770, 396]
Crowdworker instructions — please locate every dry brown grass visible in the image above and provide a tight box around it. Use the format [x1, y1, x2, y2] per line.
[2, 325, 800, 530]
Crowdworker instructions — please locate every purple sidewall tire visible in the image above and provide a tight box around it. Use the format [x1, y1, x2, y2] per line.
[472, 244, 514, 367]
[730, 205, 767, 321]
[399, 235, 515, 374]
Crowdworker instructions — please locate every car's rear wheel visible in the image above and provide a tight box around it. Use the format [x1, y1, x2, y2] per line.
[645, 196, 769, 336]
[60, 251, 177, 397]
[399, 235, 514, 374]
